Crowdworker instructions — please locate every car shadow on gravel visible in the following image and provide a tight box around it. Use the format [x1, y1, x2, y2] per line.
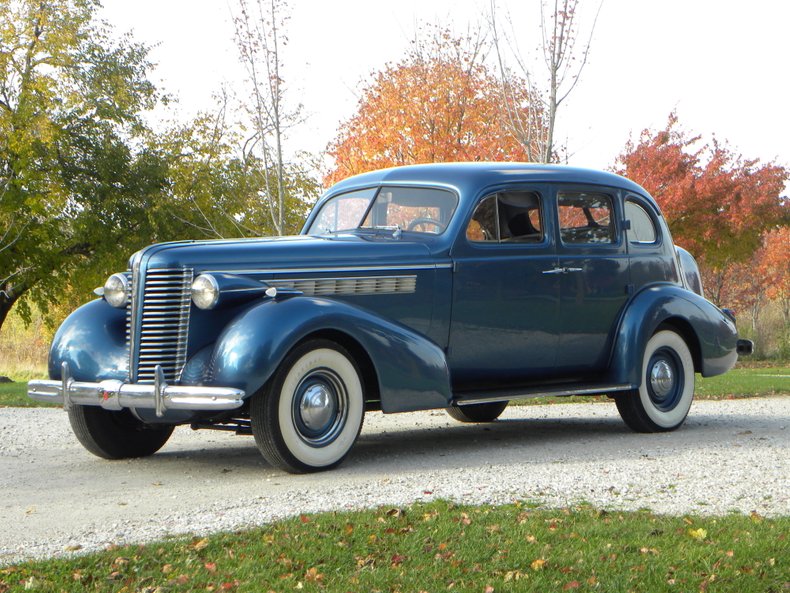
[341, 411, 787, 474]
[132, 408, 786, 476]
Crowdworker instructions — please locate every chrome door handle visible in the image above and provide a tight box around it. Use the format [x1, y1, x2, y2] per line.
[542, 267, 584, 275]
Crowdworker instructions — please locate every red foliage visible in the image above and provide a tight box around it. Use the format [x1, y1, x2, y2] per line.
[616, 113, 788, 268]
[757, 226, 790, 303]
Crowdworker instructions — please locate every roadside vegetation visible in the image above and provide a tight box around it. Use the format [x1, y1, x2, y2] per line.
[2, 501, 786, 592]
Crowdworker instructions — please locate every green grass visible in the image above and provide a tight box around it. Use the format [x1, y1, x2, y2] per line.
[2, 501, 787, 592]
[0, 382, 57, 408]
[1, 366, 787, 408]
[695, 366, 789, 398]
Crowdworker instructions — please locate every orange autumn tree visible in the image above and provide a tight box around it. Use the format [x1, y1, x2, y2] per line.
[616, 113, 788, 274]
[757, 226, 790, 324]
[325, 27, 543, 186]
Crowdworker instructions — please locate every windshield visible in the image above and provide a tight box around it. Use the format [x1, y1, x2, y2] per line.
[306, 186, 458, 236]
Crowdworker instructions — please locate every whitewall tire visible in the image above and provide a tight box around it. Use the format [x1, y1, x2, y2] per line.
[616, 330, 695, 432]
[251, 339, 365, 473]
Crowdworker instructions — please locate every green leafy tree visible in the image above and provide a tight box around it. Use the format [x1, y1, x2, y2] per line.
[154, 92, 318, 241]
[0, 0, 166, 331]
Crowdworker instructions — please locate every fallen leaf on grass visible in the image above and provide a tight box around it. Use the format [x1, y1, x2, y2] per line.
[563, 581, 581, 590]
[687, 528, 707, 541]
[531, 559, 546, 571]
[390, 554, 407, 567]
[640, 547, 659, 555]
[190, 538, 210, 551]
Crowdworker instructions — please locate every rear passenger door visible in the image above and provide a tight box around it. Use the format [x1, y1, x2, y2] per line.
[554, 188, 630, 373]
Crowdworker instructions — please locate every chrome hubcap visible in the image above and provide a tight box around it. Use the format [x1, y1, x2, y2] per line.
[299, 384, 336, 432]
[292, 369, 348, 447]
[650, 360, 675, 397]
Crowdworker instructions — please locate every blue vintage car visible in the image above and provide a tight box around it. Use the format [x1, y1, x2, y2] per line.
[29, 163, 753, 472]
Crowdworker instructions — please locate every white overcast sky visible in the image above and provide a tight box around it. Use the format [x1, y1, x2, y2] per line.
[101, 0, 789, 178]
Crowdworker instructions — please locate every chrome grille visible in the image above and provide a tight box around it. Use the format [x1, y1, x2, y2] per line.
[127, 268, 193, 384]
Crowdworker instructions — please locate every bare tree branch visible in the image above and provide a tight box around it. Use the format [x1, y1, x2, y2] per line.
[490, 0, 603, 163]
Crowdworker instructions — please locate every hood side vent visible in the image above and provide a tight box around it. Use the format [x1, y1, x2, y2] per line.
[269, 275, 416, 296]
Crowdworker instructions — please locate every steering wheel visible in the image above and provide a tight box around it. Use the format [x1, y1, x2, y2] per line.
[407, 217, 444, 233]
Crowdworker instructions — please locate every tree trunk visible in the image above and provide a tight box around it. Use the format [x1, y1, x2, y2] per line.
[0, 292, 19, 336]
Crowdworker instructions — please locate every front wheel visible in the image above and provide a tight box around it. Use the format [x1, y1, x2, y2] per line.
[615, 330, 695, 432]
[251, 339, 365, 473]
[68, 406, 174, 459]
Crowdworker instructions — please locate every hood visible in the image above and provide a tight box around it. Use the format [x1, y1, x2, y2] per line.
[129, 234, 435, 277]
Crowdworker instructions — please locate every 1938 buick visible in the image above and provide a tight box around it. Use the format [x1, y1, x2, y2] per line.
[28, 163, 753, 473]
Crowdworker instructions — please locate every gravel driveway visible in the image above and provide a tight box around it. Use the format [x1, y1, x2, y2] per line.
[1, 397, 787, 565]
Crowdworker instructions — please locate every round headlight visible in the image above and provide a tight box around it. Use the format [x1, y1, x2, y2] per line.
[103, 273, 129, 308]
[191, 274, 219, 310]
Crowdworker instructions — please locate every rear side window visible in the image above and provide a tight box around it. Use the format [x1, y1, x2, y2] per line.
[558, 192, 615, 244]
[466, 191, 544, 243]
[625, 200, 658, 244]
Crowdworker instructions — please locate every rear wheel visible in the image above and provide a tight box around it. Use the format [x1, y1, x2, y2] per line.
[68, 406, 174, 459]
[615, 330, 695, 432]
[251, 340, 365, 473]
[446, 400, 508, 423]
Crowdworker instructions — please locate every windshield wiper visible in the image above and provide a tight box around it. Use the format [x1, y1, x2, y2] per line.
[361, 225, 402, 239]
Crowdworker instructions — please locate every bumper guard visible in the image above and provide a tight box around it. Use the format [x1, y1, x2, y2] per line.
[28, 362, 245, 417]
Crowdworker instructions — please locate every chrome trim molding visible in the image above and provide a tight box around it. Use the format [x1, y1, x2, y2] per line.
[27, 376, 245, 413]
[201, 263, 453, 275]
[269, 275, 417, 296]
[61, 361, 72, 411]
[455, 383, 633, 406]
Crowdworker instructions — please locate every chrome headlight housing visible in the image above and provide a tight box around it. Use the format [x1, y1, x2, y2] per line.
[103, 273, 129, 308]
[191, 274, 220, 310]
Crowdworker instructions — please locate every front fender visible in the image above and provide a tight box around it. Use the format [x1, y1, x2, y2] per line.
[609, 284, 739, 386]
[48, 299, 128, 382]
[209, 297, 452, 412]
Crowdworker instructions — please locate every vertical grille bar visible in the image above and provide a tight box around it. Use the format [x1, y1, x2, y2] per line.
[127, 267, 193, 384]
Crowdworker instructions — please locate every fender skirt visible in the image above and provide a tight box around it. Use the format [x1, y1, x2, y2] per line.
[609, 284, 739, 386]
[209, 297, 452, 413]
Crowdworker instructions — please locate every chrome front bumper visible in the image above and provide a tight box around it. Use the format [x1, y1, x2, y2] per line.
[28, 363, 245, 416]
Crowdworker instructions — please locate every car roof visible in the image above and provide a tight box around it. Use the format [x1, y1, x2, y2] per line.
[327, 162, 654, 204]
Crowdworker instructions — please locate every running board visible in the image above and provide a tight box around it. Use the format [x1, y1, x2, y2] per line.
[454, 383, 633, 406]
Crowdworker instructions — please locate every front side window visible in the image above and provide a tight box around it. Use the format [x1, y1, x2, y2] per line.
[557, 192, 615, 244]
[466, 191, 544, 243]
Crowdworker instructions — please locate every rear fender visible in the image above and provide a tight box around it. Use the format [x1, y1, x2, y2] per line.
[609, 284, 738, 385]
[209, 297, 452, 412]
